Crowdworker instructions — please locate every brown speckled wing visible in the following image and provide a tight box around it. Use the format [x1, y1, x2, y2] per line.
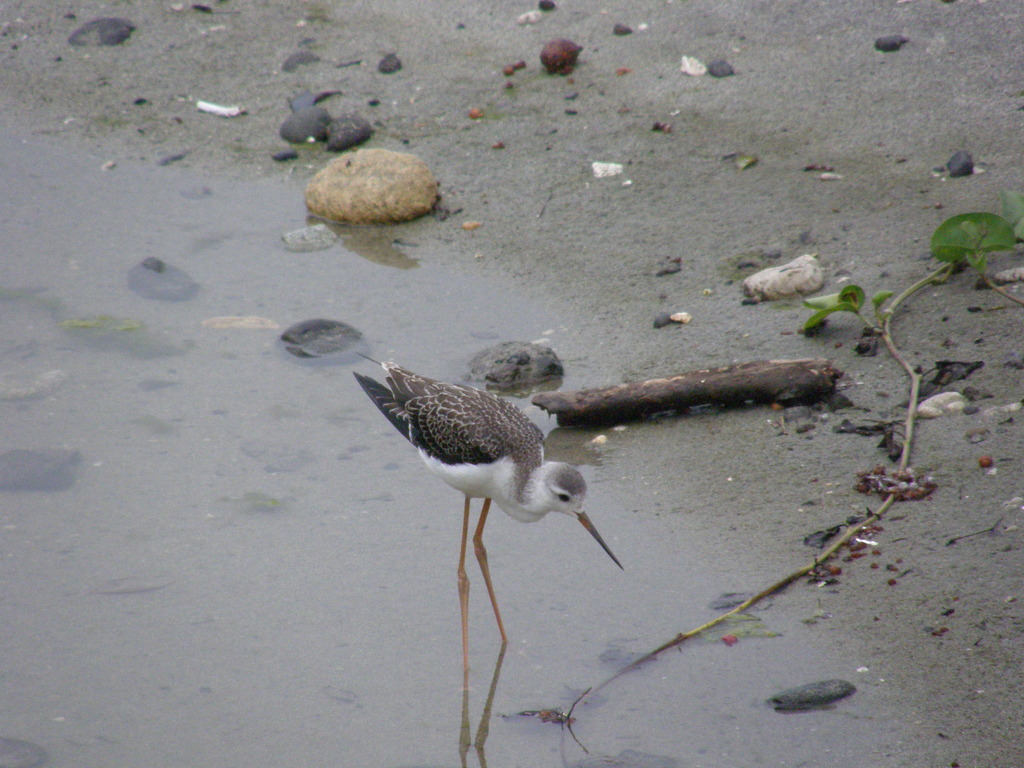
[361, 363, 544, 467]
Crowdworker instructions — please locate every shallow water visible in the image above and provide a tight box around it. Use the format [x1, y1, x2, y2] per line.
[2, 133, 886, 767]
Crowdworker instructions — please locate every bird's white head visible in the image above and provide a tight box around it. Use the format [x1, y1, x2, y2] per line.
[534, 463, 623, 570]
[537, 462, 587, 516]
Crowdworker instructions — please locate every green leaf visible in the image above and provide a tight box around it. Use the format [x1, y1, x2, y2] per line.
[838, 284, 865, 309]
[802, 292, 844, 310]
[931, 212, 1017, 263]
[803, 301, 857, 330]
[967, 251, 987, 272]
[871, 290, 894, 309]
[999, 191, 1024, 231]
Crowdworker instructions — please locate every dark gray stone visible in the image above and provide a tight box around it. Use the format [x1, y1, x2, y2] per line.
[707, 59, 735, 77]
[282, 50, 320, 72]
[770, 679, 856, 711]
[279, 106, 332, 143]
[874, 34, 909, 52]
[68, 17, 134, 46]
[378, 53, 402, 74]
[325, 114, 373, 152]
[467, 342, 564, 389]
[947, 150, 974, 177]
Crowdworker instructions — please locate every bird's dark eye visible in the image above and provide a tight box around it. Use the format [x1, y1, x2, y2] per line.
[557, 493, 571, 502]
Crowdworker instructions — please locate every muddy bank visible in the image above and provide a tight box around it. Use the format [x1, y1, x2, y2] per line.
[3, 1, 1023, 765]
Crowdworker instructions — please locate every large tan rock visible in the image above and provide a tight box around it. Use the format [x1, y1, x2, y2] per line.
[305, 149, 438, 224]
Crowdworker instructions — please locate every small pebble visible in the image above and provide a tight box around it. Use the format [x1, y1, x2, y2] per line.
[377, 52, 402, 74]
[272, 148, 299, 162]
[156, 152, 187, 166]
[707, 59, 735, 77]
[325, 113, 373, 152]
[539, 0, 556, 9]
[68, 17, 134, 46]
[947, 150, 974, 177]
[517, 10, 542, 24]
[540, 39, 582, 75]
[612, 23, 633, 36]
[874, 34, 909, 52]
[653, 313, 673, 329]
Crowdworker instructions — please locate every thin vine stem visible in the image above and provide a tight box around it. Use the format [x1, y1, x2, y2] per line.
[980, 272, 1024, 308]
[577, 263, 955, 707]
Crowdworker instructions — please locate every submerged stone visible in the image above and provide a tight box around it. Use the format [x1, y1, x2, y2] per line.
[0, 448, 81, 491]
[770, 679, 856, 711]
[281, 224, 338, 252]
[127, 257, 199, 301]
[280, 318, 366, 362]
[0, 737, 49, 768]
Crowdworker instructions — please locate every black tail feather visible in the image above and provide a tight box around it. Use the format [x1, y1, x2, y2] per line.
[353, 371, 412, 442]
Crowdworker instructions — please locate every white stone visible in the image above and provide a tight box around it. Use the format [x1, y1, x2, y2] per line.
[742, 254, 824, 301]
[592, 161, 624, 178]
[680, 56, 707, 76]
[916, 391, 967, 419]
[992, 266, 1024, 285]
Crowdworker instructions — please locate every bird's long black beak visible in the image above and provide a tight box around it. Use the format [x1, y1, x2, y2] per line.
[577, 511, 623, 569]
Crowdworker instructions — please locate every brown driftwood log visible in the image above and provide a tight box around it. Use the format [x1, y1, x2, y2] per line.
[532, 358, 842, 427]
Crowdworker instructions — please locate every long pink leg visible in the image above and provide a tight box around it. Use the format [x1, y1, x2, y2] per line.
[472, 498, 508, 645]
[458, 496, 472, 676]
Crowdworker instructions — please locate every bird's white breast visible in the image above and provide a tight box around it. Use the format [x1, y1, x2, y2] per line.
[418, 451, 544, 523]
